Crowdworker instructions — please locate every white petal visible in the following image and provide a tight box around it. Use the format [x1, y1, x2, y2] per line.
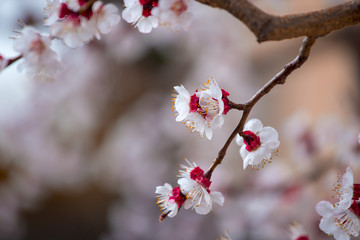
[236, 134, 244, 146]
[159, 0, 175, 9]
[167, 205, 178, 218]
[148, 16, 159, 28]
[250, 147, 268, 165]
[244, 118, 263, 133]
[174, 85, 190, 98]
[194, 195, 211, 215]
[122, 4, 142, 23]
[242, 151, 252, 169]
[343, 167, 354, 188]
[210, 191, 224, 206]
[155, 183, 172, 194]
[333, 230, 350, 240]
[137, 16, 158, 33]
[209, 79, 222, 100]
[205, 127, 212, 140]
[177, 177, 195, 193]
[259, 126, 279, 144]
[183, 198, 192, 210]
[92, 1, 103, 11]
[316, 201, 335, 218]
[239, 145, 249, 159]
[319, 216, 339, 236]
[124, 0, 138, 7]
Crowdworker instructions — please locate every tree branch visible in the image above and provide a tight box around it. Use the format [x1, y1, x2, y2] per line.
[196, 0, 360, 42]
[205, 36, 317, 178]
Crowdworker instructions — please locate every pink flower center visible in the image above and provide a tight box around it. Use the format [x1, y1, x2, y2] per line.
[59, 3, 72, 18]
[170, 0, 188, 16]
[139, 0, 158, 17]
[221, 89, 230, 115]
[168, 186, 186, 208]
[350, 200, 360, 218]
[30, 37, 46, 56]
[243, 130, 261, 152]
[190, 167, 211, 192]
[189, 93, 200, 113]
[58, 2, 93, 20]
[189, 90, 230, 118]
[353, 184, 360, 200]
[296, 236, 309, 240]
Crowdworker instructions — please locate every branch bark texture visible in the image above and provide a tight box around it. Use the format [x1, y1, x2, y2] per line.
[196, 0, 360, 42]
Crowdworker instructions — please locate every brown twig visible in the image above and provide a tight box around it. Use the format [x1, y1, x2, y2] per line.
[228, 100, 245, 111]
[196, 0, 360, 42]
[205, 36, 317, 178]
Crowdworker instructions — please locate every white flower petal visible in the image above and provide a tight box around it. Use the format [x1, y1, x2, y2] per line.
[243, 151, 252, 169]
[236, 134, 244, 146]
[343, 167, 354, 189]
[210, 191, 224, 206]
[122, 4, 142, 23]
[124, 0, 138, 7]
[316, 201, 335, 218]
[319, 216, 339, 235]
[205, 127, 212, 140]
[333, 229, 350, 240]
[244, 118, 263, 133]
[259, 126, 279, 144]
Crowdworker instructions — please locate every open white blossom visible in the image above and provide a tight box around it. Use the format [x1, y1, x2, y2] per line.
[316, 200, 360, 240]
[172, 78, 230, 140]
[177, 160, 224, 215]
[316, 167, 360, 240]
[236, 119, 280, 170]
[13, 26, 62, 81]
[152, 0, 194, 31]
[122, 0, 159, 33]
[45, 0, 120, 47]
[155, 183, 185, 218]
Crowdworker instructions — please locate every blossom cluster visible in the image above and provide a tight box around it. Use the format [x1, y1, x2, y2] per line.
[156, 78, 282, 220]
[0, 0, 121, 81]
[156, 159, 224, 219]
[44, 0, 120, 48]
[122, 0, 194, 33]
[316, 167, 360, 240]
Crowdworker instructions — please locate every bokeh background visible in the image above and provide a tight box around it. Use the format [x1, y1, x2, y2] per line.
[0, 0, 359, 239]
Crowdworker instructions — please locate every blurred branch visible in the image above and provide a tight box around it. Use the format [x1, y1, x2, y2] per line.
[196, 0, 360, 42]
[205, 36, 317, 178]
[7, 55, 22, 66]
